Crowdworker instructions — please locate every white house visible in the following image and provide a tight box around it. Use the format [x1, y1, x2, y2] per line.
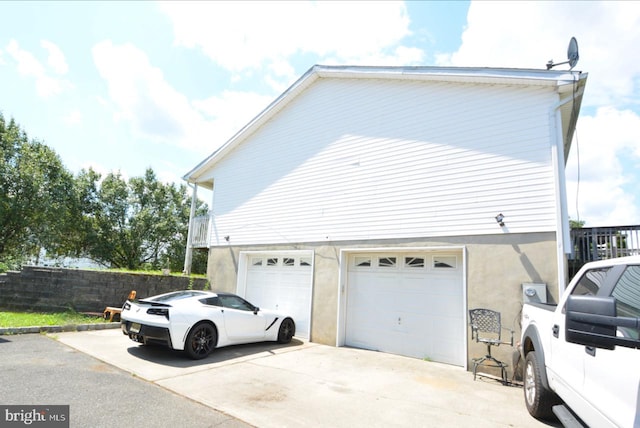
[183, 65, 587, 368]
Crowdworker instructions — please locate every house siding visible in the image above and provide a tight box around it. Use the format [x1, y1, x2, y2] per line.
[208, 77, 559, 246]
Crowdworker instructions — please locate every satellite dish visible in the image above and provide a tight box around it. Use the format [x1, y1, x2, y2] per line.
[567, 37, 579, 69]
[546, 37, 579, 70]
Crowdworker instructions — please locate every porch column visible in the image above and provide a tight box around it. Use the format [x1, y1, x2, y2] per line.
[183, 183, 198, 275]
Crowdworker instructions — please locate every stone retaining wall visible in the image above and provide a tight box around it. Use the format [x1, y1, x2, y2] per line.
[0, 266, 208, 313]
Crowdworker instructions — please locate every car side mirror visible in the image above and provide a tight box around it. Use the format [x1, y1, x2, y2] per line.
[254, 307, 260, 314]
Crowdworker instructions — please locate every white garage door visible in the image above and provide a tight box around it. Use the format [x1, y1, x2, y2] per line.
[242, 253, 313, 339]
[346, 252, 465, 366]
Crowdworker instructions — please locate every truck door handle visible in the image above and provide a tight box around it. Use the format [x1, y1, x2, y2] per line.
[552, 324, 559, 338]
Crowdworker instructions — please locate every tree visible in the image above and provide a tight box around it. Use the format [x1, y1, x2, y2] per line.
[0, 112, 208, 273]
[569, 219, 585, 229]
[0, 113, 80, 265]
[82, 168, 208, 271]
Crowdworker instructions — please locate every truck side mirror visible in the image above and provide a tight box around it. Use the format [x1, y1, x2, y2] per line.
[566, 295, 640, 350]
[566, 295, 617, 350]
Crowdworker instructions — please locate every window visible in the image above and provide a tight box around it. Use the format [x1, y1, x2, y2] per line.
[147, 290, 206, 302]
[611, 265, 640, 339]
[267, 258, 278, 266]
[300, 257, 312, 266]
[283, 257, 295, 266]
[433, 256, 456, 269]
[355, 257, 371, 267]
[378, 257, 396, 268]
[571, 267, 612, 296]
[251, 258, 263, 266]
[200, 297, 221, 307]
[218, 295, 255, 311]
[405, 257, 425, 268]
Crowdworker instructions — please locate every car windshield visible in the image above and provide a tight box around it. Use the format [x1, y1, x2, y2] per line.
[146, 291, 208, 302]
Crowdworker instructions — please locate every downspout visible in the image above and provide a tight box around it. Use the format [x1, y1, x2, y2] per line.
[549, 78, 584, 297]
[183, 182, 198, 275]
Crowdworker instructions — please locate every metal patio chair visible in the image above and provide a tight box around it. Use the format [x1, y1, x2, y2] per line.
[469, 308, 514, 385]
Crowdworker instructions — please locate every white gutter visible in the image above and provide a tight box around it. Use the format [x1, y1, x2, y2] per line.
[550, 78, 585, 297]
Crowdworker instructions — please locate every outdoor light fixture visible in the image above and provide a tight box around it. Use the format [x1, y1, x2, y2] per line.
[495, 213, 505, 227]
[224, 235, 230, 242]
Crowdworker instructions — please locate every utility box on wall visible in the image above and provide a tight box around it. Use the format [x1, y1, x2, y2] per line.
[522, 283, 547, 304]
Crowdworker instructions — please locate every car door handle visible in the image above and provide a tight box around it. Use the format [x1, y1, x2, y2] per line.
[552, 324, 559, 338]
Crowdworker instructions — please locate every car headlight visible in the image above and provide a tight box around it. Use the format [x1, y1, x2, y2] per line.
[147, 307, 170, 320]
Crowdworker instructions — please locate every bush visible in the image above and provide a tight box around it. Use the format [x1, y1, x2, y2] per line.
[0, 257, 21, 273]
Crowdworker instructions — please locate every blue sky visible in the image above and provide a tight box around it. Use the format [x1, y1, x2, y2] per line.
[1, 1, 639, 226]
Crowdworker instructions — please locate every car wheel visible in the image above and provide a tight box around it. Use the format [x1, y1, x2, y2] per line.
[277, 318, 295, 344]
[524, 351, 557, 419]
[185, 322, 217, 360]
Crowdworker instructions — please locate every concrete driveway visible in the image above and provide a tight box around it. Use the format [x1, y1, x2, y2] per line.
[56, 329, 558, 428]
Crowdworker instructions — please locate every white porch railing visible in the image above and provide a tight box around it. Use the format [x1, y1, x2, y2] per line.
[190, 215, 210, 248]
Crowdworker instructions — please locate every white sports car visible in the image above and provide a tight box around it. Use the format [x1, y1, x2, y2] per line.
[120, 290, 296, 359]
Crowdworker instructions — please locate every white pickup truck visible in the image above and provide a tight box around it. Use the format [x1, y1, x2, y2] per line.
[520, 256, 640, 427]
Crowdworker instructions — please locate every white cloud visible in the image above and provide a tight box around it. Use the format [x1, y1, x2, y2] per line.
[4, 39, 71, 97]
[159, 1, 417, 83]
[63, 109, 82, 126]
[41, 40, 68, 74]
[192, 90, 274, 142]
[93, 41, 193, 140]
[438, 1, 640, 108]
[565, 107, 640, 226]
[92, 40, 274, 153]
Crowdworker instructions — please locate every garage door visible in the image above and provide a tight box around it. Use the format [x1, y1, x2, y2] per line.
[346, 252, 465, 366]
[242, 252, 313, 339]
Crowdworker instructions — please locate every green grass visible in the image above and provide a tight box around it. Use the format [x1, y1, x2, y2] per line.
[0, 311, 106, 327]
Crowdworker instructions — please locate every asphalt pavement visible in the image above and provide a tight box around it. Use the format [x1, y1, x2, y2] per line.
[0, 333, 250, 428]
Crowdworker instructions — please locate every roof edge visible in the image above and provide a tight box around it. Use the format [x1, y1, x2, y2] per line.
[184, 65, 587, 183]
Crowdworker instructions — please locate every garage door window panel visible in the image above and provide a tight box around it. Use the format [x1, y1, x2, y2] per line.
[378, 257, 397, 268]
[355, 257, 371, 267]
[405, 257, 425, 268]
[433, 256, 457, 269]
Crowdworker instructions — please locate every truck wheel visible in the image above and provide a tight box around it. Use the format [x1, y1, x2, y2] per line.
[524, 351, 557, 419]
